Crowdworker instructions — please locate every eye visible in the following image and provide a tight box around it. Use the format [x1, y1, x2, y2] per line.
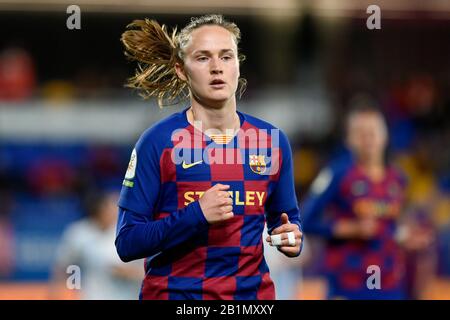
[197, 56, 208, 62]
[222, 56, 232, 61]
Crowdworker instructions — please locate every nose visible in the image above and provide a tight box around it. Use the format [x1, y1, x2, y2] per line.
[210, 57, 223, 75]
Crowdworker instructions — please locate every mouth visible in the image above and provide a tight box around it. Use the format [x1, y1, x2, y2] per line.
[209, 79, 226, 89]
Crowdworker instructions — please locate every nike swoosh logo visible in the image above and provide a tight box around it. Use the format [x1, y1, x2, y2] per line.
[182, 160, 203, 169]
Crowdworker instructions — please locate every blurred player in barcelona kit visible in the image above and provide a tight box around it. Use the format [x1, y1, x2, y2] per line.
[303, 97, 430, 299]
[115, 14, 303, 300]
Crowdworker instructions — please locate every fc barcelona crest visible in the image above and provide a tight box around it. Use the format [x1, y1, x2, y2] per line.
[249, 154, 266, 174]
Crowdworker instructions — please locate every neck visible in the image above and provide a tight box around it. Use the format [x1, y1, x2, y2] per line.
[188, 96, 239, 134]
[358, 157, 385, 180]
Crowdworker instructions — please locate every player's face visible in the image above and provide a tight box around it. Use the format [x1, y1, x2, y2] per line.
[346, 112, 387, 163]
[177, 25, 240, 107]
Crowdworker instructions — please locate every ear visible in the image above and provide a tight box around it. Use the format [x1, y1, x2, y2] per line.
[175, 62, 187, 82]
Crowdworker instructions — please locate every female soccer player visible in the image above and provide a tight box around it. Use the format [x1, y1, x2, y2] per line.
[115, 14, 303, 300]
[303, 98, 423, 299]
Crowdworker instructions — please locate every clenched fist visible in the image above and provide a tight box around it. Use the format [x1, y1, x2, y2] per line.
[199, 183, 234, 225]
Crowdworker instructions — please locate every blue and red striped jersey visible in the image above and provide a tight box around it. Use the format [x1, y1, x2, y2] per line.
[115, 108, 302, 300]
[303, 156, 408, 299]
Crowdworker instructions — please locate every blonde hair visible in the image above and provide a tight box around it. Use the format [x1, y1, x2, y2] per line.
[121, 14, 247, 107]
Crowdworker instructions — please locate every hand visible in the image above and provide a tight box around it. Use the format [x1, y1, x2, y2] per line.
[333, 219, 378, 240]
[398, 223, 435, 251]
[266, 213, 302, 257]
[358, 218, 379, 240]
[198, 183, 234, 225]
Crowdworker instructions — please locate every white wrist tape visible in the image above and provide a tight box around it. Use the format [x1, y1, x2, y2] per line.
[271, 231, 296, 247]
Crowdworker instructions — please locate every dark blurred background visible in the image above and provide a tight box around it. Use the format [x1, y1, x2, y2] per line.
[0, 0, 449, 299]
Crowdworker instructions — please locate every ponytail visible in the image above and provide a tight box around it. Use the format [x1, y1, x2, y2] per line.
[121, 19, 188, 107]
